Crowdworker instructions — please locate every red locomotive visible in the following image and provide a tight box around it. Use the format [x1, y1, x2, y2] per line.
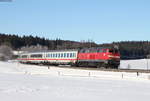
[77, 47, 120, 68]
[18, 46, 120, 69]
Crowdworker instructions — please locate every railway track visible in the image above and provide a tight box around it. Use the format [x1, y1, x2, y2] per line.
[21, 63, 150, 73]
[49, 65, 150, 73]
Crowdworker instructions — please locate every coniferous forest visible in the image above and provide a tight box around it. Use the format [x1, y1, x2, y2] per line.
[0, 33, 150, 60]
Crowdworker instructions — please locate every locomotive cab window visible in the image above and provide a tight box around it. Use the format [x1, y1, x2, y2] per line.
[80, 49, 87, 53]
[109, 49, 113, 53]
[109, 49, 119, 53]
[89, 49, 97, 53]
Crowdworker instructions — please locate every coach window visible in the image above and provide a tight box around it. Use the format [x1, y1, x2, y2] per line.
[69, 53, 72, 57]
[73, 53, 76, 57]
[58, 53, 60, 58]
[38, 54, 42, 58]
[61, 53, 63, 57]
[30, 55, 34, 58]
[72, 53, 74, 57]
[67, 53, 69, 57]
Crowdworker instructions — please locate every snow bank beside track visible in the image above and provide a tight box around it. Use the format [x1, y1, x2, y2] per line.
[120, 59, 150, 70]
[1, 61, 150, 81]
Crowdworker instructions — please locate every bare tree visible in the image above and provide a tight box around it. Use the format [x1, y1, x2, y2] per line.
[20, 44, 48, 52]
[0, 45, 13, 61]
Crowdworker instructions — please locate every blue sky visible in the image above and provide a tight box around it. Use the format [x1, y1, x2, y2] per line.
[0, 0, 150, 44]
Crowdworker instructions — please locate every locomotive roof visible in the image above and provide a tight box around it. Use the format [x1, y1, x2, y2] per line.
[80, 46, 118, 50]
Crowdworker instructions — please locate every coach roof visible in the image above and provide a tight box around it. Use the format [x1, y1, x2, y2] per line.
[20, 49, 79, 54]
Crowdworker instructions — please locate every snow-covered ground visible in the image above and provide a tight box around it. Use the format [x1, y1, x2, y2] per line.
[0, 60, 150, 101]
[120, 59, 150, 70]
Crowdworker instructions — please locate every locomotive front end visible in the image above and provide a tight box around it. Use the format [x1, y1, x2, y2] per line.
[107, 48, 120, 68]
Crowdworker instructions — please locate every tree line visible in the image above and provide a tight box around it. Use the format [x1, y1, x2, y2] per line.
[0, 33, 150, 59]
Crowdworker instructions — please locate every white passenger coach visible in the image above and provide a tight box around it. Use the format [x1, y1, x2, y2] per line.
[18, 50, 78, 65]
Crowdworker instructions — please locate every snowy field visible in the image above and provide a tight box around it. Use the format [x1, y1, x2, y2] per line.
[0, 60, 150, 101]
[120, 59, 150, 70]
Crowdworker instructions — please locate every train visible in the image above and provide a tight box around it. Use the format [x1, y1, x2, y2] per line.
[17, 47, 120, 69]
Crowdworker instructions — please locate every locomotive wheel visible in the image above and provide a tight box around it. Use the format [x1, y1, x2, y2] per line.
[97, 63, 108, 69]
[96, 64, 101, 68]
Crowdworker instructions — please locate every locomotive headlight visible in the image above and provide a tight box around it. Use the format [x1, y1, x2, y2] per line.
[108, 55, 120, 59]
[108, 55, 114, 58]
